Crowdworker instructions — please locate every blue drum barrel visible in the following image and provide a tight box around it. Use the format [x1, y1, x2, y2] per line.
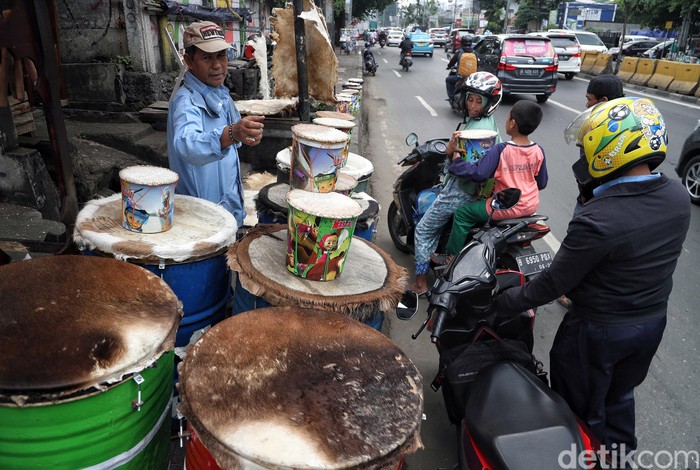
[73, 193, 238, 348]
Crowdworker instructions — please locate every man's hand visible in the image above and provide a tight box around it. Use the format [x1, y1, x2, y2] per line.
[232, 115, 265, 146]
[446, 131, 466, 161]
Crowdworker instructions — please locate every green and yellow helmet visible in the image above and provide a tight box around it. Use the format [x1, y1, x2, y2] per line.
[564, 97, 667, 183]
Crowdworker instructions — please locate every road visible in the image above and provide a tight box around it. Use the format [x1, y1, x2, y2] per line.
[359, 44, 700, 468]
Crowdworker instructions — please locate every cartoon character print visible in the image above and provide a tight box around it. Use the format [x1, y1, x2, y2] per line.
[124, 199, 149, 232]
[632, 99, 667, 151]
[158, 187, 174, 231]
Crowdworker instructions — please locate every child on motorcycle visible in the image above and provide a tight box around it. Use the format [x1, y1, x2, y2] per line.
[409, 72, 503, 295]
[431, 100, 548, 264]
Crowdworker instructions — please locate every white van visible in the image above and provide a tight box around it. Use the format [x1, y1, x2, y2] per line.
[548, 29, 608, 53]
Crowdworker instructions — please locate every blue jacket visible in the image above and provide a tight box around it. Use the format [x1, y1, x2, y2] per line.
[167, 72, 245, 226]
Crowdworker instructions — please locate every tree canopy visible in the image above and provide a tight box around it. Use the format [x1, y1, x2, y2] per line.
[620, 0, 699, 31]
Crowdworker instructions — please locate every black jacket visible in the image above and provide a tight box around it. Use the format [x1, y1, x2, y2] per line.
[495, 174, 691, 325]
[399, 38, 414, 53]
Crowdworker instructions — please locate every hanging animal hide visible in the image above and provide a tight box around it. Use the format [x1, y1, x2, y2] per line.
[270, 0, 337, 102]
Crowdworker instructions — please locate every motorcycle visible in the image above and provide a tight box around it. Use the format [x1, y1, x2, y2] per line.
[379, 38, 386, 48]
[387, 133, 551, 278]
[363, 45, 378, 76]
[399, 50, 413, 71]
[396, 190, 602, 469]
[447, 67, 469, 114]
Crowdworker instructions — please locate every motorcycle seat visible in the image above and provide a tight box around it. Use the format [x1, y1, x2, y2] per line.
[494, 214, 549, 225]
[464, 362, 586, 470]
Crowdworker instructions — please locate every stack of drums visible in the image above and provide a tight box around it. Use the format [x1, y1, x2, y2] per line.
[73, 193, 238, 349]
[0, 256, 181, 468]
[276, 146, 374, 194]
[312, 116, 356, 168]
[256, 181, 379, 242]
[178, 306, 424, 469]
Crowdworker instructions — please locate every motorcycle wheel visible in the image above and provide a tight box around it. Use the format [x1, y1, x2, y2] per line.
[388, 201, 411, 253]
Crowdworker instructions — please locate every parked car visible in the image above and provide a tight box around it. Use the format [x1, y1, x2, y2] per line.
[429, 28, 448, 47]
[549, 29, 608, 53]
[473, 34, 557, 103]
[641, 39, 676, 60]
[676, 119, 700, 205]
[409, 32, 434, 57]
[530, 31, 581, 80]
[608, 38, 660, 60]
[387, 30, 404, 47]
[618, 34, 654, 46]
[445, 28, 476, 53]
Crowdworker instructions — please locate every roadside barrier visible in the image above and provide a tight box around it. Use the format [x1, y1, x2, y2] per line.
[616, 57, 638, 82]
[666, 63, 700, 95]
[646, 60, 677, 90]
[581, 52, 598, 74]
[629, 58, 657, 86]
[591, 53, 612, 76]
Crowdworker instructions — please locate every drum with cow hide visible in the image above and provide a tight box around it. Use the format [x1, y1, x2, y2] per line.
[73, 193, 237, 348]
[0, 255, 180, 468]
[178, 306, 423, 469]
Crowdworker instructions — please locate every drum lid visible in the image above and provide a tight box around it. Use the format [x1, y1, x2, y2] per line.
[291, 123, 349, 144]
[256, 182, 289, 215]
[457, 129, 499, 139]
[119, 165, 179, 186]
[287, 189, 363, 218]
[73, 194, 237, 262]
[315, 111, 355, 121]
[178, 306, 423, 469]
[275, 146, 292, 169]
[335, 172, 358, 193]
[0, 256, 180, 400]
[312, 117, 356, 130]
[339, 152, 374, 180]
[352, 192, 380, 221]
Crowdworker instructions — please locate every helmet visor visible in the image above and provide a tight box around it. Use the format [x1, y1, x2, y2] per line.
[564, 106, 595, 145]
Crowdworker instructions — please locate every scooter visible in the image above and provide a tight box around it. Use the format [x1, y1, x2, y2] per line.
[396, 190, 602, 469]
[379, 38, 386, 48]
[363, 45, 378, 76]
[387, 133, 551, 277]
[400, 50, 413, 71]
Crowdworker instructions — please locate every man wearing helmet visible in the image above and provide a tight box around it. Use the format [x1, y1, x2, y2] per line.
[494, 97, 691, 463]
[409, 72, 503, 295]
[445, 41, 476, 102]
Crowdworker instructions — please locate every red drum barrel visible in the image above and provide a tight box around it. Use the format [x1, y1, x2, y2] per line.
[178, 306, 423, 469]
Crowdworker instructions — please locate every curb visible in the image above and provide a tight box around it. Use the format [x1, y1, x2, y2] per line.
[577, 72, 700, 106]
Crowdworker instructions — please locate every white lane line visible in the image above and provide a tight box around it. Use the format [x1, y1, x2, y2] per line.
[543, 233, 561, 254]
[441, 57, 449, 63]
[394, 70, 402, 78]
[416, 96, 438, 116]
[573, 76, 700, 109]
[548, 99, 583, 115]
[383, 58, 388, 63]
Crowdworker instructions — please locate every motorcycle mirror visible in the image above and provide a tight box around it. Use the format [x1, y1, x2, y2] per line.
[491, 188, 521, 211]
[396, 290, 419, 320]
[405, 133, 418, 147]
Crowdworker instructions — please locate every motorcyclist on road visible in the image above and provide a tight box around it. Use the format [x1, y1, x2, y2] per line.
[445, 41, 476, 101]
[363, 42, 377, 71]
[378, 30, 387, 43]
[399, 36, 414, 65]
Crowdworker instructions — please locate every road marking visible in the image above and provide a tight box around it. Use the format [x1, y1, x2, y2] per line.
[394, 70, 402, 78]
[543, 233, 561, 254]
[383, 58, 388, 63]
[415, 96, 438, 116]
[573, 76, 700, 109]
[548, 99, 583, 115]
[441, 58, 449, 63]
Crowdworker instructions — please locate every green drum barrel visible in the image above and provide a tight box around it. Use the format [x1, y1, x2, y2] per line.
[0, 351, 174, 469]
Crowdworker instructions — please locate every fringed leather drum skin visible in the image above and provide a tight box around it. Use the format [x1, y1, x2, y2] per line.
[178, 306, 423, 469]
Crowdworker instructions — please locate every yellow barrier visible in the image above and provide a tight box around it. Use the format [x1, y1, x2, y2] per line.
[629, 59, 657, 86]
[591, 54, 613, 76]
[581, 52, 599, 74]
[667, 63, 700, 95]
[616, 57, 639, 82]
[647, 60, 678, 90]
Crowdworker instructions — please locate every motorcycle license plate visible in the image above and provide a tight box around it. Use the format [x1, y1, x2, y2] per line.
[516, 251, 552, 276]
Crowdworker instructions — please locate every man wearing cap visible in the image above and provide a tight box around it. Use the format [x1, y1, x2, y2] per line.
[168, 20, 265, 227]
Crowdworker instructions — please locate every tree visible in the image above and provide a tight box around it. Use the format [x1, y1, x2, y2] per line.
[399, 3, 420, 27]
[352, 0, 396, 20]
[480, 0, 507, 33]
[515, 0, 558, 31]
[622, 0, 699, 31]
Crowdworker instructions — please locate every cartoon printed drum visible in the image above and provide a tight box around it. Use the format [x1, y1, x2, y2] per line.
[456, 129, 499, 163]
[178, 306, 424, 469]
[286, 189, 363, 282]
[312, 117, 357, 168]
[119, 165, 179, 233]
[0, 256, 181, 468]
[73, 193, 237, 348]
[290, 123, 350, 192]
